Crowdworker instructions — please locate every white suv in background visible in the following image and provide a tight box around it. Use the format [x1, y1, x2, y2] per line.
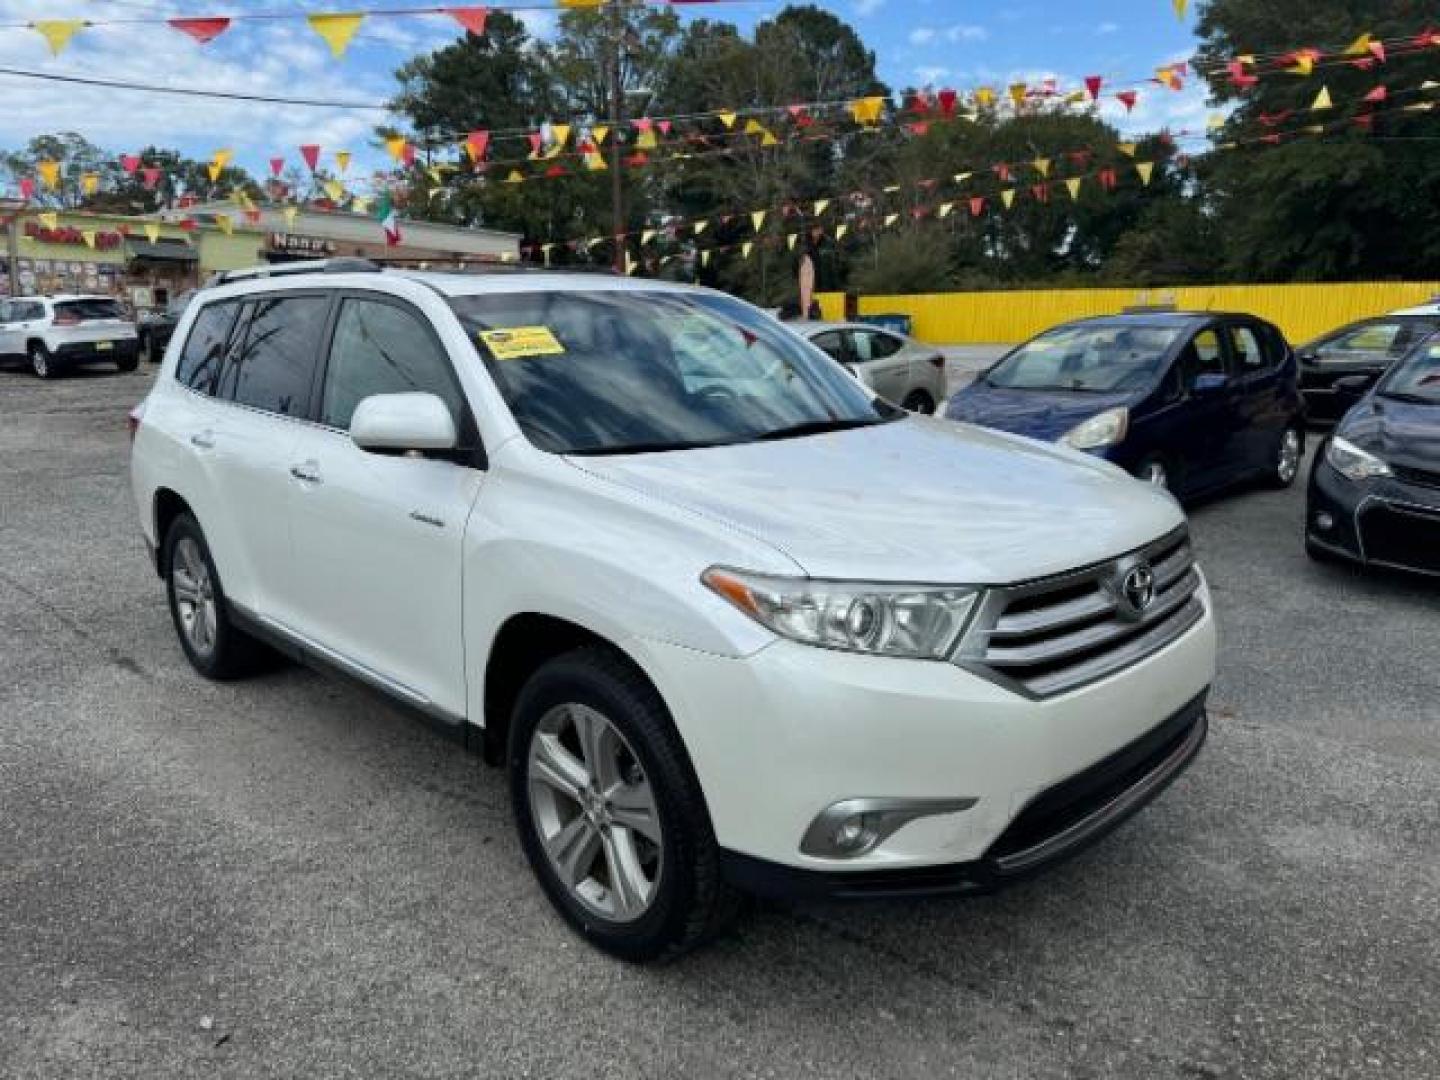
[130, 261, 1217, 961]
[0, 294, 139, 377]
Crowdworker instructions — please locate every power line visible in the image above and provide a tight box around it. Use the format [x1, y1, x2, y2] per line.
[0, 65, 394, 110]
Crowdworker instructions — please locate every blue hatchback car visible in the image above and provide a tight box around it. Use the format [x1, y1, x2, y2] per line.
[945, 311, 1307, 499]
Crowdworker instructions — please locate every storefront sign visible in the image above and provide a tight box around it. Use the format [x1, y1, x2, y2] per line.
[23, 222, 124, 250]
[268, 232, 335, 257]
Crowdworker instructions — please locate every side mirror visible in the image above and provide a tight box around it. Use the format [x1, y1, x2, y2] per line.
[350, 392, 458, 454]
[1332, 374, 1376, 396]
[1192, 372, 1230, 395]
[1297, 350, 1319, 364]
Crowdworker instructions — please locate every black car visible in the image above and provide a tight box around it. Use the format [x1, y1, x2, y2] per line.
[1297, 309, 1440, 424]
[137, 289, 194, 364]
[1306, 332, 1440, 577]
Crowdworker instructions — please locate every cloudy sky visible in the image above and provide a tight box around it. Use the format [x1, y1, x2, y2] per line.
[0, 0, 1209, 193]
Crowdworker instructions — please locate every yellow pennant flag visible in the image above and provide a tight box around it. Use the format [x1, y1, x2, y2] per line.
[38, 212, 59, 230]
[324, 179, 346, 202]
[385, 136, 408, 162]
[1065, 177, 1083, 200]
[954, 172, 972, 184]
[884, 213, 899, 228]
[308, 14, 364, 59]
[214, 214, 233, 236]
[835, 224, 849, 241]
[81, 173, 99, 195]
[144, 223, 161, 244]
[1207, 113, 1225, 131]
[549, 124, 571, 154]
[1286, 54, 1315, 76]
[751, 210, 767, 233]
[238, 190, 256, 210]
[641, 229, 656, 246]
[1008, 83, 1027, 107]
[211, 149, 233, 169]
[583, 153, 607, 171]
[560, 0, 605, 7]
[850, 96, 885, 125]
[975, 87, 996, 109]
[1304, 124, 1326, 135]
[1032, 157, 1051, 178]
[336, 151, 351, 172]
[80, 230, 97, 249]
[38, 161, 60, 189]
[591, 125, 609, 146]
[207, 163, 223, 183]
[938, 203, 955, 219]
[1117, 142, 1137, 157]
[883, 184, 901, 194]
[1174, 0, 1188, 20]
[718, 110, 738, 130]
[1310, 86, 1333, 111]
[1000, 189, 1016, 210]
[813, 199, 830, 216]
[760, 130, 778, 147]
[426, 166, 444, 185]
[1343, 33, 1373, 56]
[1136, 162, 1155, 186]
[636, 128, 659, 151]
[352, 197, 370, 214]
[32, 20, 85, 56]
[741, 242, 754, 259]
[700, 250, 712, 268]
[787, 234, 798, 251]
[693, 219, 709, 235]
[283, 206, 299, 228]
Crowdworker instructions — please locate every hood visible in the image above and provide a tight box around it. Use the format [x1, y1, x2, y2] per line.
[945, 382, 1134, 442]
[1337, 395, 1440, 474]
[566, 416, 1184, 585]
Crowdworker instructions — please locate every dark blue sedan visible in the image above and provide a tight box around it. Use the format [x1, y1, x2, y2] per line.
[945, 311, 1307, 499]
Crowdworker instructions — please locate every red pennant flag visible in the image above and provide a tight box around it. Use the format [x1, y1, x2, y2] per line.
[526, 132, 543, 156]
[937, 89, 958, 117]
[657, 120, 672, 136]
[1085, 75, 1103, 101]
[632, 118, 653, 132]
[968, 196, 986, 217]
[545, 164, 566, 178]
[1262, 133, 1282, 145]
[299, 145, 321, 171]
[178, 218, 197, 232]
[402, 143, 417, 166]
[1098, 168, 1117, 191]
[1116, 91, 1138, 113]
[1031, 183, 1049, 203]
[907, 121, 930, 136]
[245, 209, 262, 225]
[1352, 114, 1375, 131]
[1363, 85, 1387, 104]
[1068, 150, 1092, 167]
[994, 163, 1011, 181]
[142, 167, 162, 190]
[269, 157, 285, 177]
[911, 207, 928, 221]
[1415, 29, 1440, 48]
[449, 7, 488, 36]
[1349, 58, 1376, 72]
[907, 92, 930, 114]
[120, 154, 140, 175]
[466, 130, 490, 163]
[19, 177, 34, 200]
[1369, 40, 1386, 63]
[169, 17, 231, 44]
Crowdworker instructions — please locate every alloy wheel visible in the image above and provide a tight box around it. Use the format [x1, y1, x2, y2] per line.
[171, 536, 218, 657]
[527, 703, 663, 923]
[1142, 461, 1169, 488]
[1277, 429, 1302, 484]
[31, 349, 48, 378]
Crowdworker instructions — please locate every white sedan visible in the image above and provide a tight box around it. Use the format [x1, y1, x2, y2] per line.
[792, 320, 948, 413]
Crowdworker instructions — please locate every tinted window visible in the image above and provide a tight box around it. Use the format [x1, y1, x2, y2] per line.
[854, 331, 903, 361]
[175, 302, 239, 394]
[1314, 320, 1415, 363]
[1230, 325, 1267, 372]
[20, 302, 44, 321]
[219, 295, 329, 417]
[321, 298, 464, 431]
[0, 302, 10, 322]
[810, 330, 847, 362]
[56, 298, 126, 321]
[1178, 328, 1226, 384]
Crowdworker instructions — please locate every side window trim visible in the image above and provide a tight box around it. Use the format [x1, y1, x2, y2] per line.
[313, 289, 484, 462]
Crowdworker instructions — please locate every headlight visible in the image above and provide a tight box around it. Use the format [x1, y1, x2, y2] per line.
[702, 568, 980, 659]
[1326, 436, 1392, 481]
[1059, 407, 1129, 450]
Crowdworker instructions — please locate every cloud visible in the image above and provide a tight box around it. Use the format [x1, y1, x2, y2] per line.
[1096, 22, 1120, 35]
[853, 0, 886, 15]
[908, 27, 937, 46]
[909, 23, 989, 47]
[913, 66, 952, 86]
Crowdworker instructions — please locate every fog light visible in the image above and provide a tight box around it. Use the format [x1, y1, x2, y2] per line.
[1315, 511, 1335, 532]
[801, 796, 978, 859]
[833, 815, 874, 852]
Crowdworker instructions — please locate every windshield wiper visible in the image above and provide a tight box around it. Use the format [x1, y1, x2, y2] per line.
[1378, 390, 1437, 405]
[753, 416, 893, 442]
[567, 437, 739, 456]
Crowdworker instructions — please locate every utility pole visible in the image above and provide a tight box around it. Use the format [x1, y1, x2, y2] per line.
[607, 0, 626, 272]
[5, 212, 19, 297]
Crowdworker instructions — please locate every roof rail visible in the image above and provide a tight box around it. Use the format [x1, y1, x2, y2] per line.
[206, 257, 382, 288]
[1121, 304, 1178, 314]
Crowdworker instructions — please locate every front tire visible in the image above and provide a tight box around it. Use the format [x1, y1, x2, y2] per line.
[29, 343, 54, 379]
[509, 645, 740, 962]
[162, 513, 264, 679]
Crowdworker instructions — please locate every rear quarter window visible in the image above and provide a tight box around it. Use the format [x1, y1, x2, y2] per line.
[175, 302, 240, 394]
[55, 299, 127, 321]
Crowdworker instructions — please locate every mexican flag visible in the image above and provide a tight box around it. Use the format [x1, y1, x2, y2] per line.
[375, 193, 402, 246]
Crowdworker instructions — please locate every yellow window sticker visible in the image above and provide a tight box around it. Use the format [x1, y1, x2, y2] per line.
[479, 326, 566, 360]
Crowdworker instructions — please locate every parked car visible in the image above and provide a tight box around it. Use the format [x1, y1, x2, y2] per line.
[138, 289, 196, 364]
[0, 294, 139, 378]
[1297, 303, 1440, 424]
[791, 320, 947, 413]
[130, 261, 1216, 961]
[1306, 331, 1440, 577]
[945, 311, 1307, 500]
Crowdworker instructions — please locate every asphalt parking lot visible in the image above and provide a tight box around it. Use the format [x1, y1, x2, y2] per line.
[2, 366, 1437, 1080]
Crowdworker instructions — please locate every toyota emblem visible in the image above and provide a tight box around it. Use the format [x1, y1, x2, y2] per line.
[1115, 561, 1157, 620]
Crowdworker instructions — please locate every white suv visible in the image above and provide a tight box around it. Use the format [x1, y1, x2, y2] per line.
[0, 294, 139, 377]
[130, 262, 1216, 961]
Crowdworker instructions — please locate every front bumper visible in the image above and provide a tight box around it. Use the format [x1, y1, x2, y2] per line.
[632, 575, 1216, 877]
[1306, 451, 1440, 577]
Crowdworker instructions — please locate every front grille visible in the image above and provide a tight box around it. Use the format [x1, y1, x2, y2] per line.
[1359, 503, 1440, 574]
[957, 528, 1204, 698]
[1392, 464, 1440, 491]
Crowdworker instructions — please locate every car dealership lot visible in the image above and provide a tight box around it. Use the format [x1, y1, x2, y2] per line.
[2, 370, 1436, 1079]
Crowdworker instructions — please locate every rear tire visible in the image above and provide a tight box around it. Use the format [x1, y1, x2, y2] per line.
[117, 353, 138, 373]
[902, 390, 936, 415]
[142, 333, 159, 364]
[162, 513, 265, 680]
[508, 645, 741, 962]
[1268, 425, 1304, 489]
[29, 343, 54, 379]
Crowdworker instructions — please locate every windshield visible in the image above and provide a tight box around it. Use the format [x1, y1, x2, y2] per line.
[1379, 335, 1440, 404]
[986, 324, 1183, 392]
[449, 289, 899, 455]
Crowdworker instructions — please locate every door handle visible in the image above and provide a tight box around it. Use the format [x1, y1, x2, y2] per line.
[189, 430, 215, 449]
[289, 461, 322, 484]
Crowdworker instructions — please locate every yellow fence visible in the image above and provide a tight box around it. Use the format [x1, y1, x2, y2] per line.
[817, 282, 1440, 346]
